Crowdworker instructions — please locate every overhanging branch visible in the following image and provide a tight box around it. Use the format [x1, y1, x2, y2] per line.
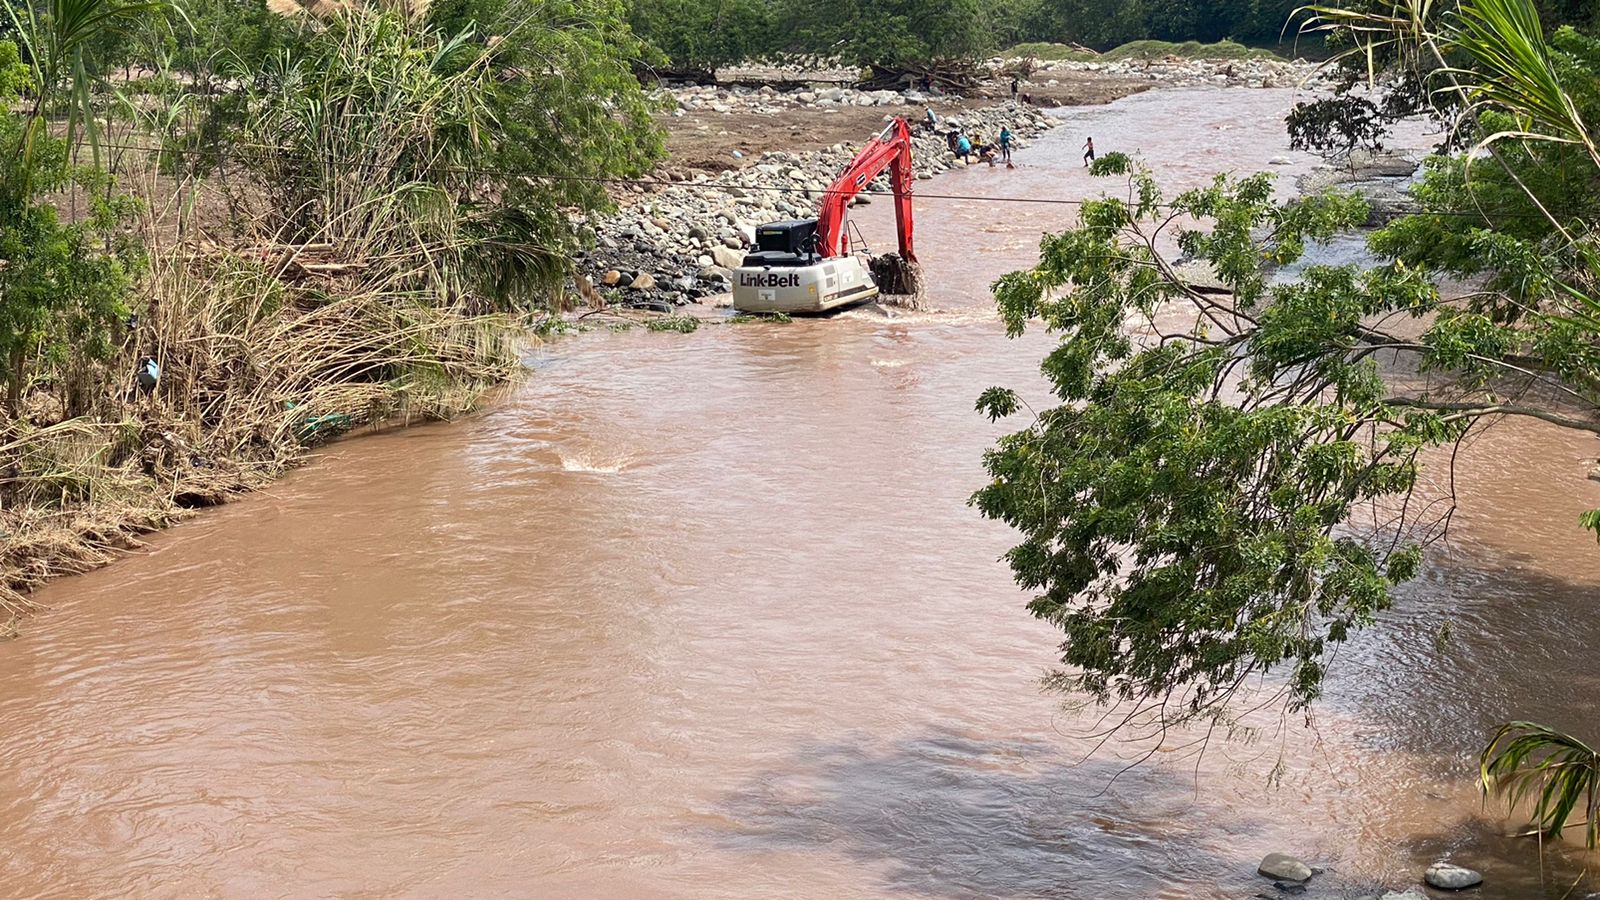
[1383, 398, 1600, 436]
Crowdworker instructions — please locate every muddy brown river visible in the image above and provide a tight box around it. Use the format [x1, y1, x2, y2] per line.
[3, 89, 1599, 899]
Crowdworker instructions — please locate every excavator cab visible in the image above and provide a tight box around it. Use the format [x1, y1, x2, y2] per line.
[732, 118, 923, 314]
[741, 219, 821, 269]
[752, 220, 819, 259]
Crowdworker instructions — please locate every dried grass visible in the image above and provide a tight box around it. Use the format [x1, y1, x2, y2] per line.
[0, 244, 524, 632]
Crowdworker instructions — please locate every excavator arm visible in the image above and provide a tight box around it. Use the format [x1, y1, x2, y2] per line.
[814, 117, 917, 263]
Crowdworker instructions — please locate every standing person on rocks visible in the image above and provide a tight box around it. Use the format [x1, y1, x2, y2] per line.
[956, 133, 973, 164]
[1083, 136, 1096, 168]
[999, 126, 1014, 165]
[924, 105, 938, 134]
[1010, 77, 1020, 102]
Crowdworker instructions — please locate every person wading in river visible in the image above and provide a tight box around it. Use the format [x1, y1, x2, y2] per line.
[1083, 136, 1095, 167]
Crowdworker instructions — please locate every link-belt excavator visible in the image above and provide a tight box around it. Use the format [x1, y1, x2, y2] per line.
[732, 117, 923, 314]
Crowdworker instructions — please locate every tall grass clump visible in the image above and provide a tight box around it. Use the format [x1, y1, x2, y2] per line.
[3, 1, 663, 625]
[237, 11, 564, 308]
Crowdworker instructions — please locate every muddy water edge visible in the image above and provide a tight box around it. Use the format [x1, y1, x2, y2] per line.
[2, 88, 1598, 899]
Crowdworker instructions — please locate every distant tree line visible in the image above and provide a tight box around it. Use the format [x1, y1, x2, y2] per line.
[626, 0, 1308, 77]
[627, 0, 1600, 77]
[1017, 0, 1309, 50]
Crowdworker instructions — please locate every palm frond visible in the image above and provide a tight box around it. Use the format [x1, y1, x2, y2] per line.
[1481, 721, 1600, 849]
[1447, 0, 1600, 167]
[1296, 0, 1441, 87]
[6, 0, 171, 169]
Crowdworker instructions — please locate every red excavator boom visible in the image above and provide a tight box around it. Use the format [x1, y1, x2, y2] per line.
[814, 117, 917, 263]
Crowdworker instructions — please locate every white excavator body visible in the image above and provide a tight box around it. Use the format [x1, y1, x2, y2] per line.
[732, 255, 878, 314]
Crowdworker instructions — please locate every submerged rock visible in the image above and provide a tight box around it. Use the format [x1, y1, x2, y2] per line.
[1424, 862, 1483, 890]
[1258, 853, 1313, 883]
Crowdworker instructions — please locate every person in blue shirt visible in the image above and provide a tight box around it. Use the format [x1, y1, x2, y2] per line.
[999, 127, 1013, 164]
[956, 133, 972, 162]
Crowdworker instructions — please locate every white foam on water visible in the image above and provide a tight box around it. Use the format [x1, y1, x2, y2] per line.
[558, 452, 630, 474]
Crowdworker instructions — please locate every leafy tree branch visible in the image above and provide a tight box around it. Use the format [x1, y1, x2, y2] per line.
[975, 155, 1600, 730]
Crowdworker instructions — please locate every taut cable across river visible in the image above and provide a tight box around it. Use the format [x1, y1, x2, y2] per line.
[1, 88, 1597, 898]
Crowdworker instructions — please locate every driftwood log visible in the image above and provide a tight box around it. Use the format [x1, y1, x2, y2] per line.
[857, 60, 987, 93]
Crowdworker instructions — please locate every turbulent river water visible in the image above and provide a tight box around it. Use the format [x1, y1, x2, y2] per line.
[3, 88, 1599, 899]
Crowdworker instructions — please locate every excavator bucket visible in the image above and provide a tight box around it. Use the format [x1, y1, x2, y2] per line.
[870, 253, 925, 307]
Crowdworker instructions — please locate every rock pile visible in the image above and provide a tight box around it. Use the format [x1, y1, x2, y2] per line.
[577, 102, 1058, 306]
[670, 56, 1323, 120]
[671, 83, 940, 117]
[1026, 55, 1331, 90]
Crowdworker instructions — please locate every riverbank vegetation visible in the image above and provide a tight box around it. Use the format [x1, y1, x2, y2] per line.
[979, 0, 1600, 848]
[0, 0, 662, 620]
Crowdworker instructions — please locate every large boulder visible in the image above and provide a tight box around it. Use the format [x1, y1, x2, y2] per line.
[628, 272, 657, 291]
[1257, 853, 1313, 883]
[711, 246, 745, 270]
